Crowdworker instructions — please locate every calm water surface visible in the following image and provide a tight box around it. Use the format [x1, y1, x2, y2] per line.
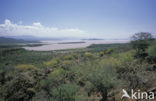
[23, 40, 129, 51]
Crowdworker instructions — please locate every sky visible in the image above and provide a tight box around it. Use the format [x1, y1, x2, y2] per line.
[0, 0, 156, 39]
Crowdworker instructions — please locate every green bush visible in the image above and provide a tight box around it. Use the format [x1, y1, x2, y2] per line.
[104, 48, 113, 54]
[44, 59, 59, 68]
[146, 44, 156, 63]
[51, 84, 79, 101]
[63, 55, 74, 60]
[40, 68, 67, 94]
[70, 62, 117, 101]
[84, 52, 97, 59]
[16, 64, 37, 70]
[2, 72, 36, 101]
[147, 44, 156, 57]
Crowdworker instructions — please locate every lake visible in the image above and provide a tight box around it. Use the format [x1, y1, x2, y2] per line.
[23, 39, 129, 51]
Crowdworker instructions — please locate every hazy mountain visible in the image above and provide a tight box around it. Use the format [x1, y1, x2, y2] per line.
[6, 36, 41, 41]
[0, 37, 38, 44]
[4, 36, 78, 41]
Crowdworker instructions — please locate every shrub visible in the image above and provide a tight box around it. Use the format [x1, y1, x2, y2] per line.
[84, 52, 97, 59]
[44, 59, 59, 68]
[63, 55, 74, 60]
[146, 44, 156, 63]
[71, 62, 117, 101]
[40, 68, 66, 90]
[99, 51, 104, 57]
[104, 48, 113, 54]
[16, 64, 37, 70]
[51, 84, 79, 101]
[3, 73, 35, 101]
[62, 60, 73, 69]
[147, 44, 156, 57]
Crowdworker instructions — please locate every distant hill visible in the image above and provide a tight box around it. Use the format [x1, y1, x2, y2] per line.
[7, 35, 42, 41]
[0, 37, 38, 44]
[82, 38, 104, 40]
[5, 36, 69, 41]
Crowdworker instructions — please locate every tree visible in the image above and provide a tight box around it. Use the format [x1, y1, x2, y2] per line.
[131, 32, 153, 58]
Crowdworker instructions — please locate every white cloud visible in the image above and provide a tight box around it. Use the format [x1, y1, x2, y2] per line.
[5, 19, 11, 25]
[0, 19, 91, 38]
[33, 22, 42, 27]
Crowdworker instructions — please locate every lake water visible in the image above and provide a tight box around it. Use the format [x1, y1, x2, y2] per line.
[23, 39, 129, 51]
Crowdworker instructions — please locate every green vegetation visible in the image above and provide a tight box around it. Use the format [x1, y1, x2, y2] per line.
[148, 44, 156, 57]
[0, 32, 156, 101]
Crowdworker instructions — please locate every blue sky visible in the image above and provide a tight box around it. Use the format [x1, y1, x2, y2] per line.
[0, 0, 156, 39]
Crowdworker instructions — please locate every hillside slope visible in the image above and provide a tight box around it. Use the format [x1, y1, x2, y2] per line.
[0, 37, 37, 44]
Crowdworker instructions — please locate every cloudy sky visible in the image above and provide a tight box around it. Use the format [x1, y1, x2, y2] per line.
[0, 0, 156, 39]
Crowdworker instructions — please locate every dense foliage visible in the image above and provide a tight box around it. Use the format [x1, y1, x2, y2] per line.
[0, 34, 156, 101]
